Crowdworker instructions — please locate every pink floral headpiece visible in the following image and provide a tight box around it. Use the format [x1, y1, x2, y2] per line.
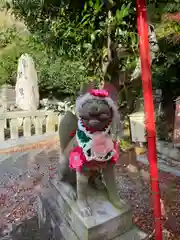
[88, 89, 109, 98]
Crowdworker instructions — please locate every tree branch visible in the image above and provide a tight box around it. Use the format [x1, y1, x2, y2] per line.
[102, 10, 112, 78]
[130, 24, 159, 81]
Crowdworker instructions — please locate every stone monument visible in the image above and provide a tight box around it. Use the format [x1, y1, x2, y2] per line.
[15, 53, 39, 111]
[38, 83, 148, 240]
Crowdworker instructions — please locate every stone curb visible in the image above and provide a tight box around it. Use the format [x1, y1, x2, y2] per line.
[0, 134, 59, 154]
[137, 154, 180, 177]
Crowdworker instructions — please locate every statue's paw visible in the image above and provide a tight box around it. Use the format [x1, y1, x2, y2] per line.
[58, 182, 76, 200]
[80, 206, 92, 218]
[77, 200, 92, 217]
[68, 190, 77, 201]
[113, 200, 124, 209]
[109, 196, 124, 209]
[94, 177, 106, 190]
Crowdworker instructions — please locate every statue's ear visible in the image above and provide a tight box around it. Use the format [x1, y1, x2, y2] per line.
[79, 81, 96, 96]
[103, 83, 118, 103]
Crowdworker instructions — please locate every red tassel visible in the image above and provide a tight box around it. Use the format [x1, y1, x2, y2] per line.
[70, 130, 76, 137]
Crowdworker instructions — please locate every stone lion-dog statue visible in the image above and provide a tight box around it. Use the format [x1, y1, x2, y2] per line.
[58, 82, 122, 218]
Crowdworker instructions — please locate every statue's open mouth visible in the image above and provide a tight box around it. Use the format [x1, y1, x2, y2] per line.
[88, 119, 100, 126]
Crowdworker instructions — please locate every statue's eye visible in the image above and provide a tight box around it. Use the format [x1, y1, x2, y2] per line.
[82, 100, 93, 107]
[98, 100, 108, 105]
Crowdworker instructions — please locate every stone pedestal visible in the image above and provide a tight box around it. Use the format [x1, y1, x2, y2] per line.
[37, 180, 148, 240]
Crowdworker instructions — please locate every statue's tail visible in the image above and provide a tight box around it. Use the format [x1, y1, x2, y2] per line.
[59, 111, 78, 152]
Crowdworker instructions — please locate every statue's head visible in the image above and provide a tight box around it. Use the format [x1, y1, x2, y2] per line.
[75, 82, 119, 131]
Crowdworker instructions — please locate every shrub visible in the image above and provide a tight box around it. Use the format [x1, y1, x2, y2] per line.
[0, 27, 87, 98]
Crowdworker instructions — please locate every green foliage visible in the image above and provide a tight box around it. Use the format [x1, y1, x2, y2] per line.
[0, 26, 23, 85]
[0, 43, 20, 85]
[10, 0, 138, 85]
[156, 114, 172, 141]
[38, 56, 86, 98]
[0, 26, 86, 98]
[149, 2, 180, 99]
[119, 139, 133, 152]
[0, 27, 19, 48]
[2, 0, 179, 106]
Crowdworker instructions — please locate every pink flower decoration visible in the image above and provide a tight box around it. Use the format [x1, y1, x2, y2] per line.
[89, 89, 109, 97]
[69, 146, 85, 171]
[111, 141, 119, 163]
[91, 132, 114, 157]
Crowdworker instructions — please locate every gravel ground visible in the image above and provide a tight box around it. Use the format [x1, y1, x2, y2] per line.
[0, 141, 180, 240]
[116, 163, 180, 240]
[0, 141, 60, 237]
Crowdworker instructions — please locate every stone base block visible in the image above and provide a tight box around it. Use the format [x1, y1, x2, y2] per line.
[37, 180, 148, 240]
[114, 227, 148, 240]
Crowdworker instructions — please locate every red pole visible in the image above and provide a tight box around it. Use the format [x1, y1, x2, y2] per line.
[136, 0, 163, 239]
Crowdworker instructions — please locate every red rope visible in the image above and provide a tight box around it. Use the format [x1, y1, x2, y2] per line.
[136, 0, 163, 239]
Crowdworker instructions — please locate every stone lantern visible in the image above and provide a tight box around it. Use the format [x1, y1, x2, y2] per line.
[129, 98, 146, 154]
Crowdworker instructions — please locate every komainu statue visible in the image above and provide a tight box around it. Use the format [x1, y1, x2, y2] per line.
[58, 82, 122, 218]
